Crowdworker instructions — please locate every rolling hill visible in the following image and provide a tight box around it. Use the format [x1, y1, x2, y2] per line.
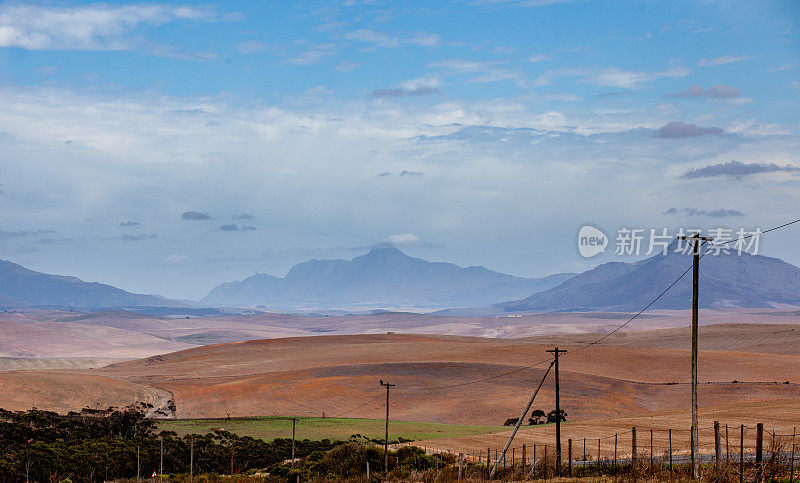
[202, 245, 575, 308]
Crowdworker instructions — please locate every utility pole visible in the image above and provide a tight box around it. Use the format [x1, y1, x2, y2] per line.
[291, 418, 296, 468]
[547, 347, 567, 475]
[380, 380, 395, 479]
[678, 231, 711, 480]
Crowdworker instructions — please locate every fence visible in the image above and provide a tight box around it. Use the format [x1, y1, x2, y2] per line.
[402, 421, 798, 481]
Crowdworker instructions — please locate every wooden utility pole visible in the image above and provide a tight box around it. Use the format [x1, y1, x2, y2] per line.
[190, 438, 194, 483]
[291, 418, 296, 468]
[678, 231, 712, 480]
[490, 361, 554, 478]
[380, 380, 395, 478]
[547, 347, 567, 475]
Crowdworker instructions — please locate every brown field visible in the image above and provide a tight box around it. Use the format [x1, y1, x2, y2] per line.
[0, 310, 798, 453]
[3, 307, 799, 359]
[0, 371, 157, 412]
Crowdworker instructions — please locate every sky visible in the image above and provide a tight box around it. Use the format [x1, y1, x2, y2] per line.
[1, 0, 799, 300]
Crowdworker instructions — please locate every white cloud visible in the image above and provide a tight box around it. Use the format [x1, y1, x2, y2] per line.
[769, 62, 796, 73]
[0, 3, 214, 51]
[591, 65, 691, 88]
[237, 41, 267, 55]
[381, 233, 441, 247]
[334, 60, 362, 71]
[343, 29, 441, 49]
[697, 55, 752, 67]
[791, 81, 800, 91]
[287, 43, 337, 65]
[428, 58, 524, 83]
[473, 0, 579, 6]
[163, 254, 188, 264]
[528, 53, 552, 62]
[534, 64, 691, 89]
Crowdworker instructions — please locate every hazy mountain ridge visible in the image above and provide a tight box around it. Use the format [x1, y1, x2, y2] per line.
[495, 246, 800, 313]
[203, 246, 576, 308]
[0, 259, 188, 309]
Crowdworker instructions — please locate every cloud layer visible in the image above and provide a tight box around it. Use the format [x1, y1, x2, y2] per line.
[0, 4, 212, 51]
[680, 161, 799, 179]
[656, 121, 724, 138]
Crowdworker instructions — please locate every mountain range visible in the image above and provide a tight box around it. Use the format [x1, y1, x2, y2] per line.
[202, 245, 575, 309]
[3, 243, 799, 314]
[485, 243, 800, 314]
[0, 259, 187, 310]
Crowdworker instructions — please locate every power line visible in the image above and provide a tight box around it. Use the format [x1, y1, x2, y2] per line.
[291, 218, 800, 419]
[391, 217, 800, 394]
[567, 217, 800, 356]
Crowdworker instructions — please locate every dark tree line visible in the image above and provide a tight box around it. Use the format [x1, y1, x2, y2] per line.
[0, 404, 339, 482]
[503, 409, 567, 426]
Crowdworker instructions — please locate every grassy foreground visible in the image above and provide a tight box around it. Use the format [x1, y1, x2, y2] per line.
[158, 416, 505, 442]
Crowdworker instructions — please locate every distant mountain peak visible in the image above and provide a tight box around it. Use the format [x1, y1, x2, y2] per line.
[493, 249, 800, 313]
[365, 244, 407, 257]
[202, 248, 576, 309]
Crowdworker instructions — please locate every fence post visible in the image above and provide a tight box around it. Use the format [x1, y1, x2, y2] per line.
[756, 423, 764, 482]
[522, 444, 526, 471]
[544, 444, 548, 480]
[791, 427, 796, 483]
[487, 447, 491, 479]
[632, 427, 637, 466]
[726, 423, 730, 463]
[512, 447, 515, 470]
[650, 429, 654, 472]
[568, 439, 573, 477]
[597, 438, 600, 470]
[740, 425, 744, 483]
[669, 428, 673, 477]
[614, 433, 618, 474]
[715, 421, 722, 470]
[458, 453, 463, 481]
[533, 444, 537, 478]
[583, 438, 586, 463]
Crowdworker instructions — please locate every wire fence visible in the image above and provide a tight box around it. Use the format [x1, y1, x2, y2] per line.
[388, 422, 799, 481]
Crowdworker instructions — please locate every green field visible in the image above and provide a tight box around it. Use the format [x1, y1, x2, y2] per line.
[158, 417, 505, 442]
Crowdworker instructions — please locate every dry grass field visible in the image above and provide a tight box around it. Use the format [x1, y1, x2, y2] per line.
[0, 310, 798, 452]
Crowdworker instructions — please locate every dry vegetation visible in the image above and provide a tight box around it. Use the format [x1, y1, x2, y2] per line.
[0, 310, 798, 459]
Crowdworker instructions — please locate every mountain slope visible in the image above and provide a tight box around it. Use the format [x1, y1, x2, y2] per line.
[497, 246, 800, 313]
[0, 259, 188, 309]
[202, 246, 575, 308]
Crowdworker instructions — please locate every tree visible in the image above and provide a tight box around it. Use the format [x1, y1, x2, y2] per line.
[503, 418, 519, 426]
[546, 409, 567, 423]
[528, 410, 546, 425]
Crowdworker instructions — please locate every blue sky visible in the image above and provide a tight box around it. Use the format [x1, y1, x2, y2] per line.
[1, 0, 799, 300]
